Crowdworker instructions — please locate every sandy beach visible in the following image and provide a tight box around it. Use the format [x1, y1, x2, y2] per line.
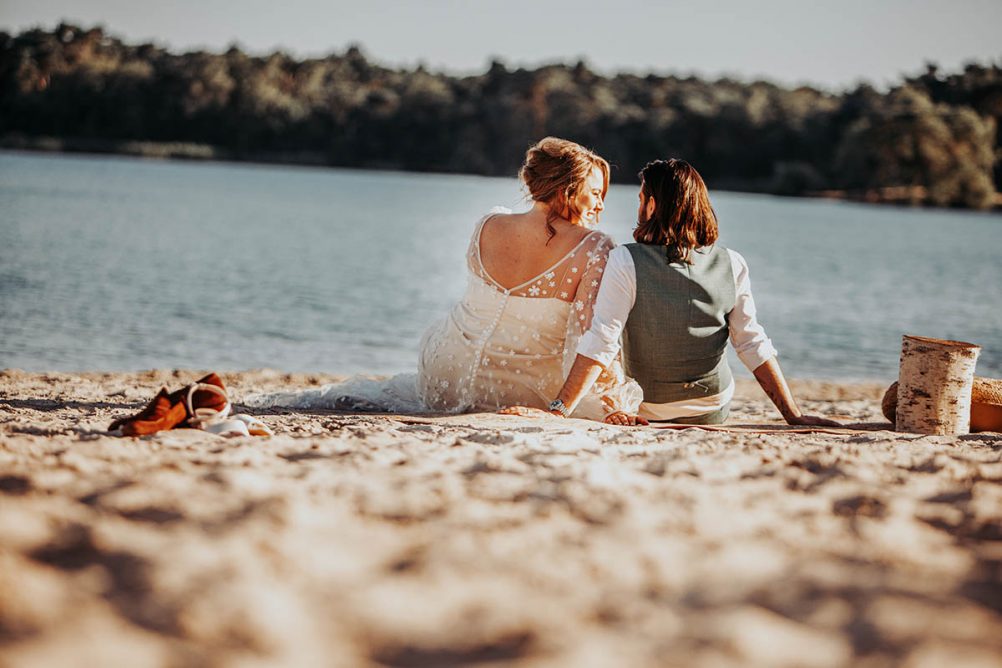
[1, 369, 1000, 667]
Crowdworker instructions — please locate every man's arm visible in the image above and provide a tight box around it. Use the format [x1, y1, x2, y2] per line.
[753, 357, 839, 427]
[727, 251, 838, 427]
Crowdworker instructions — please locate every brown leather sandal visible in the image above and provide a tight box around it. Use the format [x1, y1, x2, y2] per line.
[109, 387, 189, 436]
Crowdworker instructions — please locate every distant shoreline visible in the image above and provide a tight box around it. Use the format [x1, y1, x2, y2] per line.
[0, 133, 327, 168]
[5, 134, 1001, 212]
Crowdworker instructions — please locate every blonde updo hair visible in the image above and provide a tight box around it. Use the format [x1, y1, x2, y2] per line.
[519, 137, 610, 239]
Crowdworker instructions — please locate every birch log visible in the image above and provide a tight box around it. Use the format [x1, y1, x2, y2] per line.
[895, 335, 981, 435]
[882, 377, 1002, 432]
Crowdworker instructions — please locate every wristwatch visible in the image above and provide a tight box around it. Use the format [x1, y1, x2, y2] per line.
[548, 399, 571, 417]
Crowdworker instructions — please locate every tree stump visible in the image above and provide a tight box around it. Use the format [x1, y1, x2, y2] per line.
[895, 335, 981, 435]
[883, 377, 1002, 432]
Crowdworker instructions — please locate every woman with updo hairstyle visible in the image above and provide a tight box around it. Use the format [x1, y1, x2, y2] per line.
[519, 137, 610, 240]
[415, 137, 641, 419]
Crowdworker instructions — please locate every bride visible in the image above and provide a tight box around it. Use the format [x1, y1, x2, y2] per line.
[248, 137, 640, 420]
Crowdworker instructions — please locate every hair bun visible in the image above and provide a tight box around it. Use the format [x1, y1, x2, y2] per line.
[518, 137, 609, 233]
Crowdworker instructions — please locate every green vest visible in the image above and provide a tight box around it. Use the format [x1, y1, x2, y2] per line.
[622, 243, 737, 404]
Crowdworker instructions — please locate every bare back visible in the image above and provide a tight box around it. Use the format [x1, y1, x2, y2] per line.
[478, 210, 593, 296]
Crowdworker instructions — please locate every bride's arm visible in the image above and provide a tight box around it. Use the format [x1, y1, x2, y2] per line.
[553, 353, 604, 412]
[560, 241, 643, 420]
[553, 354, 648, 425]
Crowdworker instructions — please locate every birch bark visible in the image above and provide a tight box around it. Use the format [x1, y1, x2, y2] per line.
[895, 335, 980, 435]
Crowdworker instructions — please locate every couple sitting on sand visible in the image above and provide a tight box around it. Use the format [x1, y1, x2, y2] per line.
[256, 137, 837, 427]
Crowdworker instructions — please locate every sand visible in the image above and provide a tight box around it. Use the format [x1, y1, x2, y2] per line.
[1, 369, 1000, 667]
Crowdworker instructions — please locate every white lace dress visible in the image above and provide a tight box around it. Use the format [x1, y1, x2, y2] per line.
[417, 207, 640, 419]
[247, 208, 641, 419]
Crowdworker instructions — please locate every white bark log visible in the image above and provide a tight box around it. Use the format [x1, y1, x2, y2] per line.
[895, 335, 981, 435]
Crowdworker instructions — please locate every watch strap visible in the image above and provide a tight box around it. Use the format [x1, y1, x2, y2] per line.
[548, 399, 570, 417]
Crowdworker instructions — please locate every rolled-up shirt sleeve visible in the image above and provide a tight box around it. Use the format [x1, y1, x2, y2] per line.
[728, 249, 778, 371]
[576, 246, 636, 368]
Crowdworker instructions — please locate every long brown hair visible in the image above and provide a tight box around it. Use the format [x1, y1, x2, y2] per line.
[519, 137, 610, 240]
[633, 159, 718, 263]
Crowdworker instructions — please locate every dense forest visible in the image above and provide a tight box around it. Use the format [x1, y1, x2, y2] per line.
[1, 24, 1000, 209]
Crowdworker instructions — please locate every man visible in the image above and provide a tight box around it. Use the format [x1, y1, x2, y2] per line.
[547, 159, 838, 427]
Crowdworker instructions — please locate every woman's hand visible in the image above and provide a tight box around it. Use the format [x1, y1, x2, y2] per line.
[787, 414, 841, 428]
[603, 411, 649, 426]
[498, 405, 556, 417]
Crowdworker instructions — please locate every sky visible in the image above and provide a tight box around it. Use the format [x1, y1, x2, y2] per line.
[2, 0, 1000, 91]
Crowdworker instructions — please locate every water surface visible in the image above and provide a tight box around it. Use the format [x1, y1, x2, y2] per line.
[1, 150, 999, 379]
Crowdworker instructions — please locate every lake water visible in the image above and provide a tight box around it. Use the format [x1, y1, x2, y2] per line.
[1, 150, 1000, 380]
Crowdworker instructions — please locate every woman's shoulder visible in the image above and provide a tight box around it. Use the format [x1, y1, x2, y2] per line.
[588, 228, 616, 243]
[475, 206, 515, 235]
[582, 228, 617, 250]
[569, 229, 616, 270]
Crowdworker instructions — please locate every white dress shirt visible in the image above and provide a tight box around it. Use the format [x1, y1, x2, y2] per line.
[577, 246, 777, 420]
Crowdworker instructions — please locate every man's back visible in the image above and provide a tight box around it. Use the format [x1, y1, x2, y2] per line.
[621, 243, 737, 404]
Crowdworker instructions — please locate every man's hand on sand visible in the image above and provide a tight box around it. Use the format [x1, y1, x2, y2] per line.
[787, 414, 841, 428]
[604, 411, 649, 426]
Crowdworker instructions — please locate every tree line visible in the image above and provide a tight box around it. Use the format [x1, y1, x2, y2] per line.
[1, 24, 999, 209]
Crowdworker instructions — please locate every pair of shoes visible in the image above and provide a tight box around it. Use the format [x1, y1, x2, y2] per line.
[109, 373, 229, 436]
